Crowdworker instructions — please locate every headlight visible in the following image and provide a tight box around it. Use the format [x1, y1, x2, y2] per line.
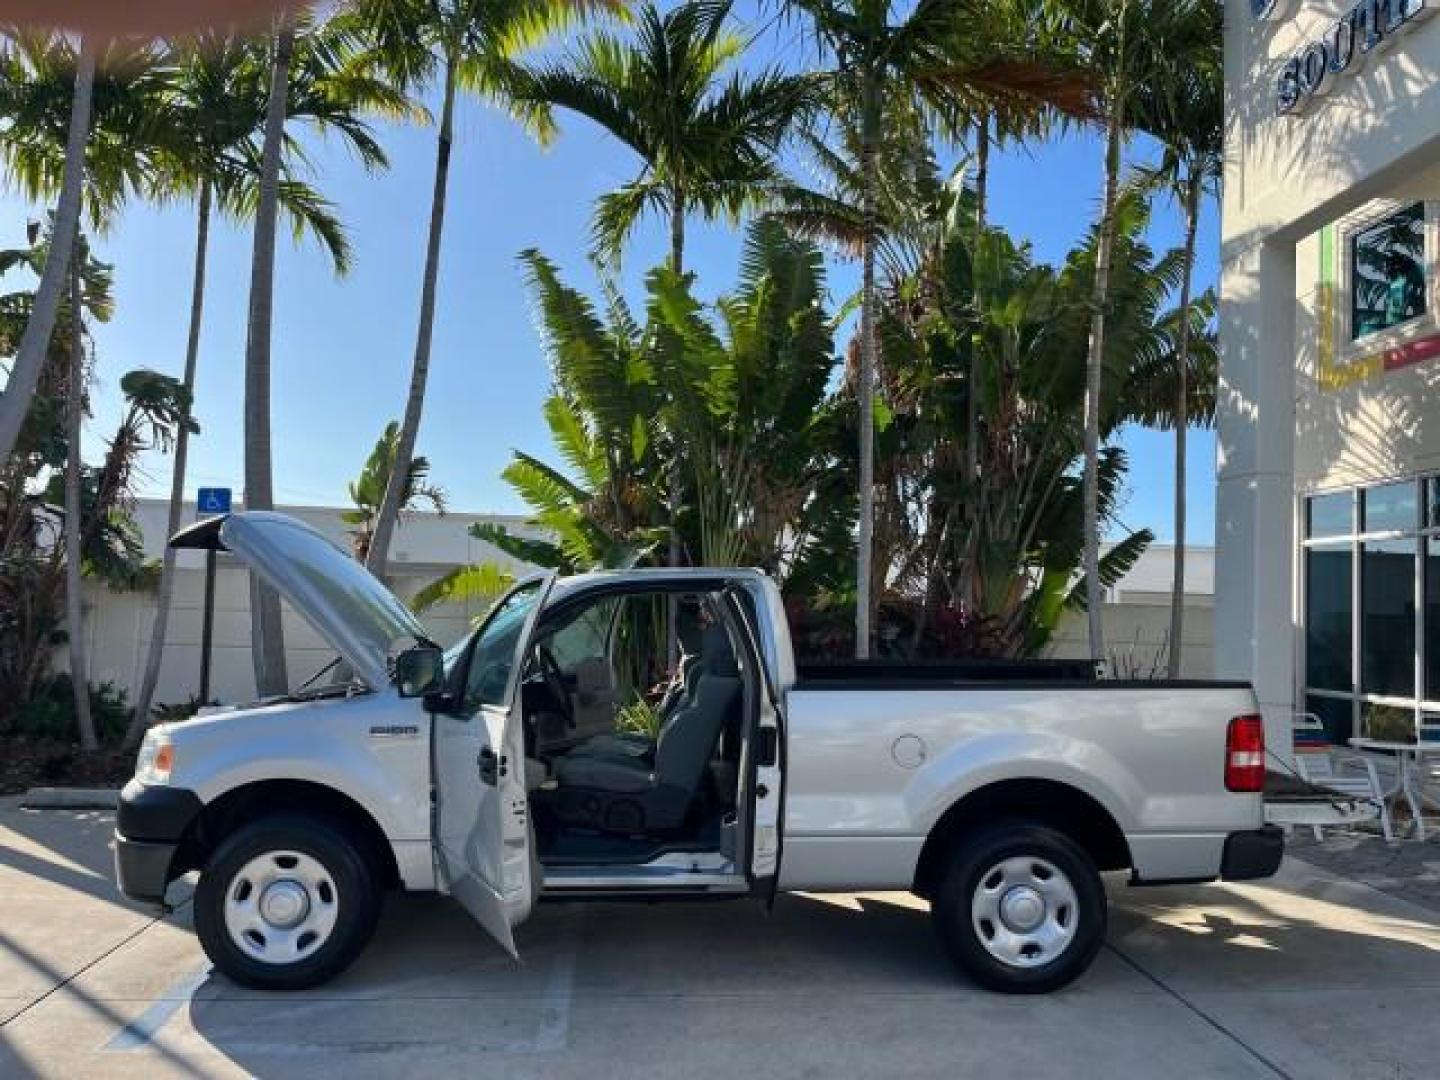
[134, 731, 175, 785]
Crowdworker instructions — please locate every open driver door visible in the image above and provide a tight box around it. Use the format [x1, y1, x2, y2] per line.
[721, 586, 786, 908]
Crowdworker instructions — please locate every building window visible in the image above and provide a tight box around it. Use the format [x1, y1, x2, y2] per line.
[1305, 695, 1353, 747]
[1361, 481, 1416, 533]
[1426, 538, 1440, 700]
[1350, 202, 1427, 340]
[1305, 544, 1351, 692]
[1300, 477, 1440, 745]
[1307, 491, 1351, 538]
[1360, 537, 1415, 697]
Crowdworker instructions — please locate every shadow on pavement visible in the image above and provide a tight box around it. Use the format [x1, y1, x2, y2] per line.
[0, 808, 125, 906]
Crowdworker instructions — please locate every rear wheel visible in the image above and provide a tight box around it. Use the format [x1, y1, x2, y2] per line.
[194, 815, 381, 991]
[932, 821, 1105, 994]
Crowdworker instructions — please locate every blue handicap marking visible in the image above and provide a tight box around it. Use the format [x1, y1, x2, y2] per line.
[197, 487, 232, 515]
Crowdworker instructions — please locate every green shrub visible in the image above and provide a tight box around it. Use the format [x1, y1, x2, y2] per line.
[151, 696, 210, 724]
[1364, 704, 1415, 743]
[11, 675, 133, 745]
[615, 696, 663, 738]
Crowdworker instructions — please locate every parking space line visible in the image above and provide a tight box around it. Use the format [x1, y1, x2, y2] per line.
[532, 905, 582, 1053]
[93, 908, 584, 1061]
[103, 968, 211, 1052]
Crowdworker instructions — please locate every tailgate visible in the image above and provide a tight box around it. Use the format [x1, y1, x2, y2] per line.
[1262, 770, 1379, 828]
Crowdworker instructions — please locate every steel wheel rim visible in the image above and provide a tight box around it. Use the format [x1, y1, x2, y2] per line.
[970, 855, 1079, 969]
[222, 850, 340, 966]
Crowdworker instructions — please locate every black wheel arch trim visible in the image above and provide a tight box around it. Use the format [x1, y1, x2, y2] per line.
[117, 779, 205, 843]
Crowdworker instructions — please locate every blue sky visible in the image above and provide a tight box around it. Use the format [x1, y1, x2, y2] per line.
[0, 18, 1219, 546]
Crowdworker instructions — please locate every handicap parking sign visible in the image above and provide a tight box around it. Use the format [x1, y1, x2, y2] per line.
[197, 487, 232, 515]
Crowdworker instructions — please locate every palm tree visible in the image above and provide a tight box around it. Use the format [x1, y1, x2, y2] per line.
[517, 0, 809, 273]
[780, 0, 1094, 656]
[343, 420, 447, 562]
[1, 33, 170, 744]
[878, 187, 1201, 659]
[1138, 21, 1221, 678]
[517, 0, 810, 578]
[242, 14, 404, 695]
[0, 30, 94, 469]
[127, 31, 363, 740]
[245, 18, 297, 699]
[1, 224, 117, 729]
[1062, 0, 1209, 662]
[346, 0, 619, 582]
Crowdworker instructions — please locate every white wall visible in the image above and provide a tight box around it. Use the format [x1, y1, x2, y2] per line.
[1048, 546, 1216, 678]
[77, 503, 1219, 709]
[1293, 164, 1440, 492]
[79, 501, 540, 709]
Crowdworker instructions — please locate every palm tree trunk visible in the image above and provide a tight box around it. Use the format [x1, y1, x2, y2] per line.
[127, 179, 212, 745]
[0, 38, 95, 466]
[959, 112, 990, 615]
[669, 196, 685, 275]
[1082, 106, 1125, 664]
[365, 61, 457, 579]
[965, 112, 988, 489]
[1166, 167, 1201, 680]
[244, 21, 294, 696]
[667, 192, 685, 575]
[855, 68, 881, 660]
[65, 244, 97, 750]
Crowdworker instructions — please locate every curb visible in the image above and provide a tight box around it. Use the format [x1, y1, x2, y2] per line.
[19, 787, 121, 810]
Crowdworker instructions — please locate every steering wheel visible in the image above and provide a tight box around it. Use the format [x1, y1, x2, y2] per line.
[536, 644, 575, 726]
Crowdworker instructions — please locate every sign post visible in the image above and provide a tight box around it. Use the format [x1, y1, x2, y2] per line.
[195, 487, 230, 702]
[199, 548, 217, 702]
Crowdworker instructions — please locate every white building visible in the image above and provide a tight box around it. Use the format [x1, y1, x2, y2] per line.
[81, 500, 538, 710]
[1050, 545, 1216, 678]
[79, 501, 1216, 708]
[1219, 0, 1440, 753]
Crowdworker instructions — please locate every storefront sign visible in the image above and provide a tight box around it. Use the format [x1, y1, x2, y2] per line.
[1275, 0, 1431, 115]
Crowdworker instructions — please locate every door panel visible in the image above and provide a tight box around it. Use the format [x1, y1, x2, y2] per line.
[433, 574, 554, 956]
[722, 589, 786, 901]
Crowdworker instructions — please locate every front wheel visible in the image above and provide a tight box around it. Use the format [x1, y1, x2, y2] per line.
[194, 815, 381, 991]
[932, 821, 1106, 994]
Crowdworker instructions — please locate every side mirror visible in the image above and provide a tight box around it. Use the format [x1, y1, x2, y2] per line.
[395, 644, 444, 699]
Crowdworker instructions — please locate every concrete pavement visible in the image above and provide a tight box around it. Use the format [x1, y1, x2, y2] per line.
[1, 802, 1438, 1078]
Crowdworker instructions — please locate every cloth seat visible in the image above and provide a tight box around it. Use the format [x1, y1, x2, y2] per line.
[553, 660, 741, 832]
[568, 622, 730, 763]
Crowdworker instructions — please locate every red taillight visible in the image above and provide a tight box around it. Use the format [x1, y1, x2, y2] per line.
[1226, 714, 1265, 792]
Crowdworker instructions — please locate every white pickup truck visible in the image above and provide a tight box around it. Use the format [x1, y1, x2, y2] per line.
[114, 512, 1282, 994]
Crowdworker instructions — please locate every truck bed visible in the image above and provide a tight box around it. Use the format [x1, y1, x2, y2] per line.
[795, 658, 1249, 691]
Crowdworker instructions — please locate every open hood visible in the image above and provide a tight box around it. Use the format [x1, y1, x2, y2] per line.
[172, 511, 429, 690]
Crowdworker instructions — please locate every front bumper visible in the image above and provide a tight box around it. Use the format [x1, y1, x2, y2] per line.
[114, 833, 180, 908]
[1220, 825, 1285, 881]
[113, 781, 204, 907]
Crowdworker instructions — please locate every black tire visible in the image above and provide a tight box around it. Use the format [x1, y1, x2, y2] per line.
[194, 814, 381, 991]
[932, 821, 1106, 994]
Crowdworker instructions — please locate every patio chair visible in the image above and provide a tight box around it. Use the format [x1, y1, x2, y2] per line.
[1292, 712, 1394, 842]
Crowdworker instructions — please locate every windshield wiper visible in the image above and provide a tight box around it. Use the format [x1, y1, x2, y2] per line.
[296, 656, 342, 692]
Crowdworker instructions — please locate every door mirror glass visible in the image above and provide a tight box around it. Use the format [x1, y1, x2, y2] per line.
[395, 644, 445, 698]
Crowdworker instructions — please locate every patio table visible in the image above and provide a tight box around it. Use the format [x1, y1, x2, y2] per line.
[1348, 737, 1440, 839]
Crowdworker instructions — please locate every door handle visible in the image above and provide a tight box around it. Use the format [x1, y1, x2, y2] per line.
[479, 747, 498, 786]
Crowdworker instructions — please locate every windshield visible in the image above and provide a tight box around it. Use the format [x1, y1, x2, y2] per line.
[451, 579, 545, 710]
